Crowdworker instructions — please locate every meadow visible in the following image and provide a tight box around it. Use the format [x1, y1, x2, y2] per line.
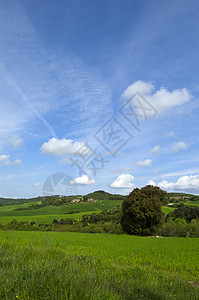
[0, 231, 198, 299]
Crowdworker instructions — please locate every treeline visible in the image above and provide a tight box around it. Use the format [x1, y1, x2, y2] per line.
[1, 205, 199, 237]
[0, 207, 123, 234]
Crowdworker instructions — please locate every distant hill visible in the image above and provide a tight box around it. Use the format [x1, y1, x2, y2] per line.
[0, 191, 126, 207]
[0, 197, 44, 206]
[84, 190, 126, 201]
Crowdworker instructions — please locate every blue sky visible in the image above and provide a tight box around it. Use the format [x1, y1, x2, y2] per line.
[0, 0, 199, 198]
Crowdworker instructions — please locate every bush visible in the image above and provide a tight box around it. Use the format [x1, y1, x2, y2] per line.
[157, 218, 199, 237]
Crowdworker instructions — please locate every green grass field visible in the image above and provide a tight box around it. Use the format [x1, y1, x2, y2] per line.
[0, 231, 198, 299]
[0, 200, 121, 225]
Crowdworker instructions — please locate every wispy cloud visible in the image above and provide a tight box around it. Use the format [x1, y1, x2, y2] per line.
[136, 159, 152, 167]
[165, 131, 177, 139]
[0, 154, 21, 166]
[0, 62, 57, 137]
[171, 142, 187, 152]
[0, 0, 113, 143]
[151, 145, 160, 153]
[6, 136, 23, 148]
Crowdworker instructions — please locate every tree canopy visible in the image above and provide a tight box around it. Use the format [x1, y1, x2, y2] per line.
[121, 185, 166, 236]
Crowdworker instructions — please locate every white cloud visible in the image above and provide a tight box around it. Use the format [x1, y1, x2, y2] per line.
[0, 155, 22, 166]
[123, 81, 154, 98]
[70, 175, 95, 185]
[171, 142, 187, 152]
[41, 138, 91, 156]
[34, 182, 40, 187]
[158, 175, 199, 191]
[122, 80, 192, 115]
[0, 154, 11, 165]
[110, 174, 135, 189]
[151, 145, 160, 153]
[147, 180, 156, 186]
[13, 159, 22, 165]
[136, 159, 152, 167]
[6, 136, 23, 148]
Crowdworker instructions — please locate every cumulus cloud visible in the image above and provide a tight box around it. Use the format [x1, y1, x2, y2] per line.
[122, 80, 192, 115]
[151, 145, 160, 153]
[147, 180, 156, 186]
[0, 154, 21, 165]
[70, 175, 95, 185]
[41, 138, 91, 156]
[171, 142, 187, 152]
[110, 174, 135, 189]
[6, 136, 23, 147]
[34, 182, 40, 187]
[136, 159, 152, 167]
[158, 175, 199, 191]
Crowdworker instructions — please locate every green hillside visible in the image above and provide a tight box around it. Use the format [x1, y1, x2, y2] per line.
[0, 199, 122, 225]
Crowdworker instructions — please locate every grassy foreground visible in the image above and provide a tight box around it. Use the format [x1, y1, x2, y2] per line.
[0, 231, 198, 299]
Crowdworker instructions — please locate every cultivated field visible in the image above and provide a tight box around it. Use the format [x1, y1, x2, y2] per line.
[0, 231, 198, 299]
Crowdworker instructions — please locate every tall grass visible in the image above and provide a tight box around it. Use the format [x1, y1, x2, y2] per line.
[0, 231, 198, 299]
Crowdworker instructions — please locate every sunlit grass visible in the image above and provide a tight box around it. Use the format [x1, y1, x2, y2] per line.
[0, 231, 198, 299]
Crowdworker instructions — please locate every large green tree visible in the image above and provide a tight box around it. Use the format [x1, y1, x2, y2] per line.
[121, 185, 167, 236]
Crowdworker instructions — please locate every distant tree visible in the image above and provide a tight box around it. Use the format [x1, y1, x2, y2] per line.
[121, 186, 166, 236]
[167, 206, 199, 223]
